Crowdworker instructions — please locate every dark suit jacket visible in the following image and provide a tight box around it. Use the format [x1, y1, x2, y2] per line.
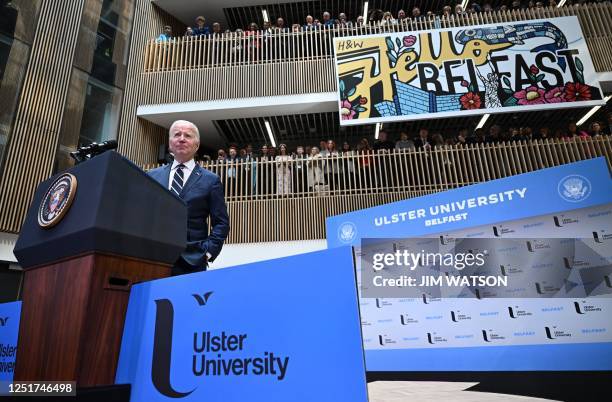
[148, 163, 230, 269]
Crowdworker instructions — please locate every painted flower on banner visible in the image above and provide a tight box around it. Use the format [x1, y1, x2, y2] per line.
[340, 99, 356, 120]
[514, 86, 546, 105]
[460, 92, 481, 110]
[544, 87, 565, 103]
[563, 82, 591, 102]
[403, 35, 416, 47]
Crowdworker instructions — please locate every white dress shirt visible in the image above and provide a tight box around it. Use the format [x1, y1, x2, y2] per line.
[168, 159, 196, 190]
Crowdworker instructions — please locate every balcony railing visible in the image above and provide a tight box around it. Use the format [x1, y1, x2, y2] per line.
[144, 136, 612, 243]
[144, 3, 612, 74]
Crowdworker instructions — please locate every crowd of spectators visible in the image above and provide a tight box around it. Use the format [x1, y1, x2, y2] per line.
[201, 112, 612, 196]
[156, 0, 585, 41]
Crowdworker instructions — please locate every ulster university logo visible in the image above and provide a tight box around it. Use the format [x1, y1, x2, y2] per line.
[38, 173, 77, 228]
[151, 293, 290, 398]
[558, 175, 591, 202]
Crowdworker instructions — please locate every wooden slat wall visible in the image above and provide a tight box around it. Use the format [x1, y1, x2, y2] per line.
[0, 0, 86, 233]
[144, 137, 612, 244]
[116, 0, 185, 166]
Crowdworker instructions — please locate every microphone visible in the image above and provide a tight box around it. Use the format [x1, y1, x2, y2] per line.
[70, 140, 118, 164]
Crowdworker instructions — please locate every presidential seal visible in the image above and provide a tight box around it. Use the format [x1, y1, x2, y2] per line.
[558, 175, 591, 203]
[38, 173, 77, 228]
[337, 221, 357, 244]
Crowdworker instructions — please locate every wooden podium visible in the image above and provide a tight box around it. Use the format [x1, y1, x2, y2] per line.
[12, 151, 187, 386]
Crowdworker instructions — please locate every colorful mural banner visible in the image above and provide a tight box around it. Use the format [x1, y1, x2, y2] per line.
[334, 16, 605, 125]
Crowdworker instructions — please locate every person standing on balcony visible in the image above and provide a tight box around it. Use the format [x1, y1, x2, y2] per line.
[276, 144, 292, 195]
[156, 25, 172, 42]
[589, 121, 604, 137]
[395, 132, 415, 150]
[356, 138, 373, 191]
[148, 120, 229, 276]
[414, 128, 431, 149]
[321, 140, 338, 191]
[356, 16, 365, 26]
[397, 9, 407, 23]
[258, 144, 273, 196]
[380, 12, 397, 27]
[303, 15, 317, 30]
[307, 147, 326, 193]
[275, 17, 289, 32]
[211, 22, 223, 36]
[604, 112, 612, 135]
[245, 22, 261, 61]
[373, 131, 395, 190]
[226, 145, 241, 198]
[340, 141, 355, 190]
[193, 16, 210, 36]
[322, 11, 334, 27]
[412, 7, 424, 21]
[293, 145, 307, 193]
[337, 13, 352, 28]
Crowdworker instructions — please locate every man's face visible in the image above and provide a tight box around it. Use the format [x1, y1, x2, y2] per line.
[412, 8, 420, 17]
[297, 147, 304, 155]
[320, 141, 327, 149]
[164, 26, 172, 36]
[169, 123, 199, 162]
[277, 18, 284, 27]
[261, 145, 268, 154]
[327, 140, 334, 150]
[419, 129, 428, 139]
[398, 10, 406, 19]
[323, 12, 330, 21]
[339, 13, 346, 21]
[379, 131, 387, 141]
[306, 15, 313, 23]
[264, 21, 271, 29]
[246, 145, 252, 153]
[213, 23, 221, 33]
[197, 19, 205, 28]
[229, 148, 237, 157]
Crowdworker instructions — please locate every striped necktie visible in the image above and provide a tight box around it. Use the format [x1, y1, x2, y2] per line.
[171, 164, 185, 196]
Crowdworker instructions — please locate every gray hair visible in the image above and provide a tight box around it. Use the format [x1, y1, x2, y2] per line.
[169, 120, 200, 142]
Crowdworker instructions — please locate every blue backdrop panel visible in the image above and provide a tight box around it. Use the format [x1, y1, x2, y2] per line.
[116, 247, 368, 402]
[327, 157, 612, 247]
[326, 158, 612, 372]
[0, 301, 21, 394]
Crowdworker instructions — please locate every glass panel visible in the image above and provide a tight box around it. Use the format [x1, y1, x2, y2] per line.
[79, 76, 122, 145]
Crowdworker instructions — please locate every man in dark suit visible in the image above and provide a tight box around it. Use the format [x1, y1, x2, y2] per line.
[148, 120, 230, 276]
